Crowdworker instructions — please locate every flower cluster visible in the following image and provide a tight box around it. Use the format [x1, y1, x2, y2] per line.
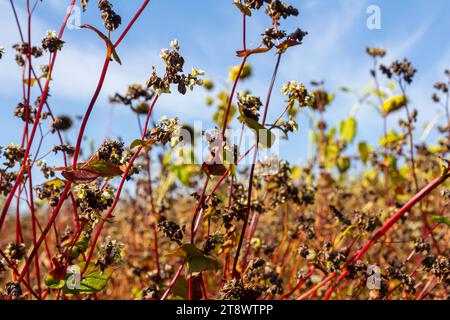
[37, 160, 55, 179]
[380, 58, 417, 84]
[220, 258, 283, 299]
[386, 263, 416, 293]
[5, 282, 22, 300]
[12, 42, 42, 67]
[97, 139, 125, 165]
[244, 0, 270, 10]
[202, 232, 225, 255]
[431, 70, 450, 103]
[52, 144, 75, 155]
[2, 144, 25, 168]
[35, 181, 64, 207]
[74, 183, 115, 226]
[5, 242, 26, 262]
[422, 255, 449, 287]
[265, 0, 299, 20]
[110, 83, 155, 114]
[41, 30, 64, 53]
[219, 278, 262, 300]
[257, 159, 304, 208]
[366, 47, 386, 58]
[237, 93, 263, 122]
[98, 0, 122, 32]
[281, 81, 314, 108]
[96, 237, 124, 272]
[51, 115, 73, 133]
[147, 40, 204, 95]
[14, 101, 36, 123]
[147, 116, 180, 145]
[261, 28, 286, 48]
[229, 63, 252, 81]
[158, 219, 185, 245]
[0, 170, 18, 196]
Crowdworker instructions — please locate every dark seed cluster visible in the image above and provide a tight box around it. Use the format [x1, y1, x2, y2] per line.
[5, 242, 26, 262]
[158, 219, 185, 245]
[12, 42, 42, 67]
[98, 0, 122, 32]
[14, 101, 36, 123]
[96, 237, 124, 272]
[52, 144, 75, 155]
[5, 282, 22, 300]
[110, 84, 155, 114]
[147, 116, 179, 145]
[2, 144, 25, 168]
[237, 93, 263, 122]
[51, 115, 73, 133]
[74, 183, 115, 230]
[35, 182, 64, 207]
[37, 160, 55, 179]
[380, 58, 417, 84]
[265, 0, 298, 20]
[0, 170, 18, 196]
[97, 139, 125, 165]
[41, 30, 64, 53]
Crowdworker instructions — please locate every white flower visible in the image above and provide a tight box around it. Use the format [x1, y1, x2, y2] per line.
[170, 39, 179, 50]
[160, 115, 168, 122]
[160, 48, 169, 59]
[102, 190, 113, 200]
[191, 67, 205, 77]
[46, 29, 57, 38]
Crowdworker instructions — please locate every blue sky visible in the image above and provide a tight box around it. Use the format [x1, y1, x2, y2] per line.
[1, 0, 450, 173]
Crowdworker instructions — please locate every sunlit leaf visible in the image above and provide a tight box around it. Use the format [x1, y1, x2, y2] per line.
[339, 117, 357, 143]
[83, 160, 124, 178]
[382, 95, 407, 115]
[63, 263, 113, 295]
[233, 1, 252, 16]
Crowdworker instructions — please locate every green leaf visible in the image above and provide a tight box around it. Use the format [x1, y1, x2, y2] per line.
[169, 164, 201, 187]
[358, 142, 371, 164]
[172, 276, 189, 300]
[83, 160, 123, 178]
[238, 110, 276, 148]
[431, 216, 450, 226]
[45, 274, 65, 289]
[339, 117, 357, 143]
[130, 139, 145, 149]
[382, 95, 407, 115]
[63, 263, 113, 295]
[69, 236, 90, 258]
[130, 138, 156, 149]
[337, 157, 351, 173]
[167, 244, 220, 275]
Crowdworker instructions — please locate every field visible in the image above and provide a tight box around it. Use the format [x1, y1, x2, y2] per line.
[0, 0, 449, 301]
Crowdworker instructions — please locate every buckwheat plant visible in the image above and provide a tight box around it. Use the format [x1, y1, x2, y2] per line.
[0, 0, 448, 302]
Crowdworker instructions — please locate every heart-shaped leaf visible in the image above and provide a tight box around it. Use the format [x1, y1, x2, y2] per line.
[62, 169, 100, 184]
